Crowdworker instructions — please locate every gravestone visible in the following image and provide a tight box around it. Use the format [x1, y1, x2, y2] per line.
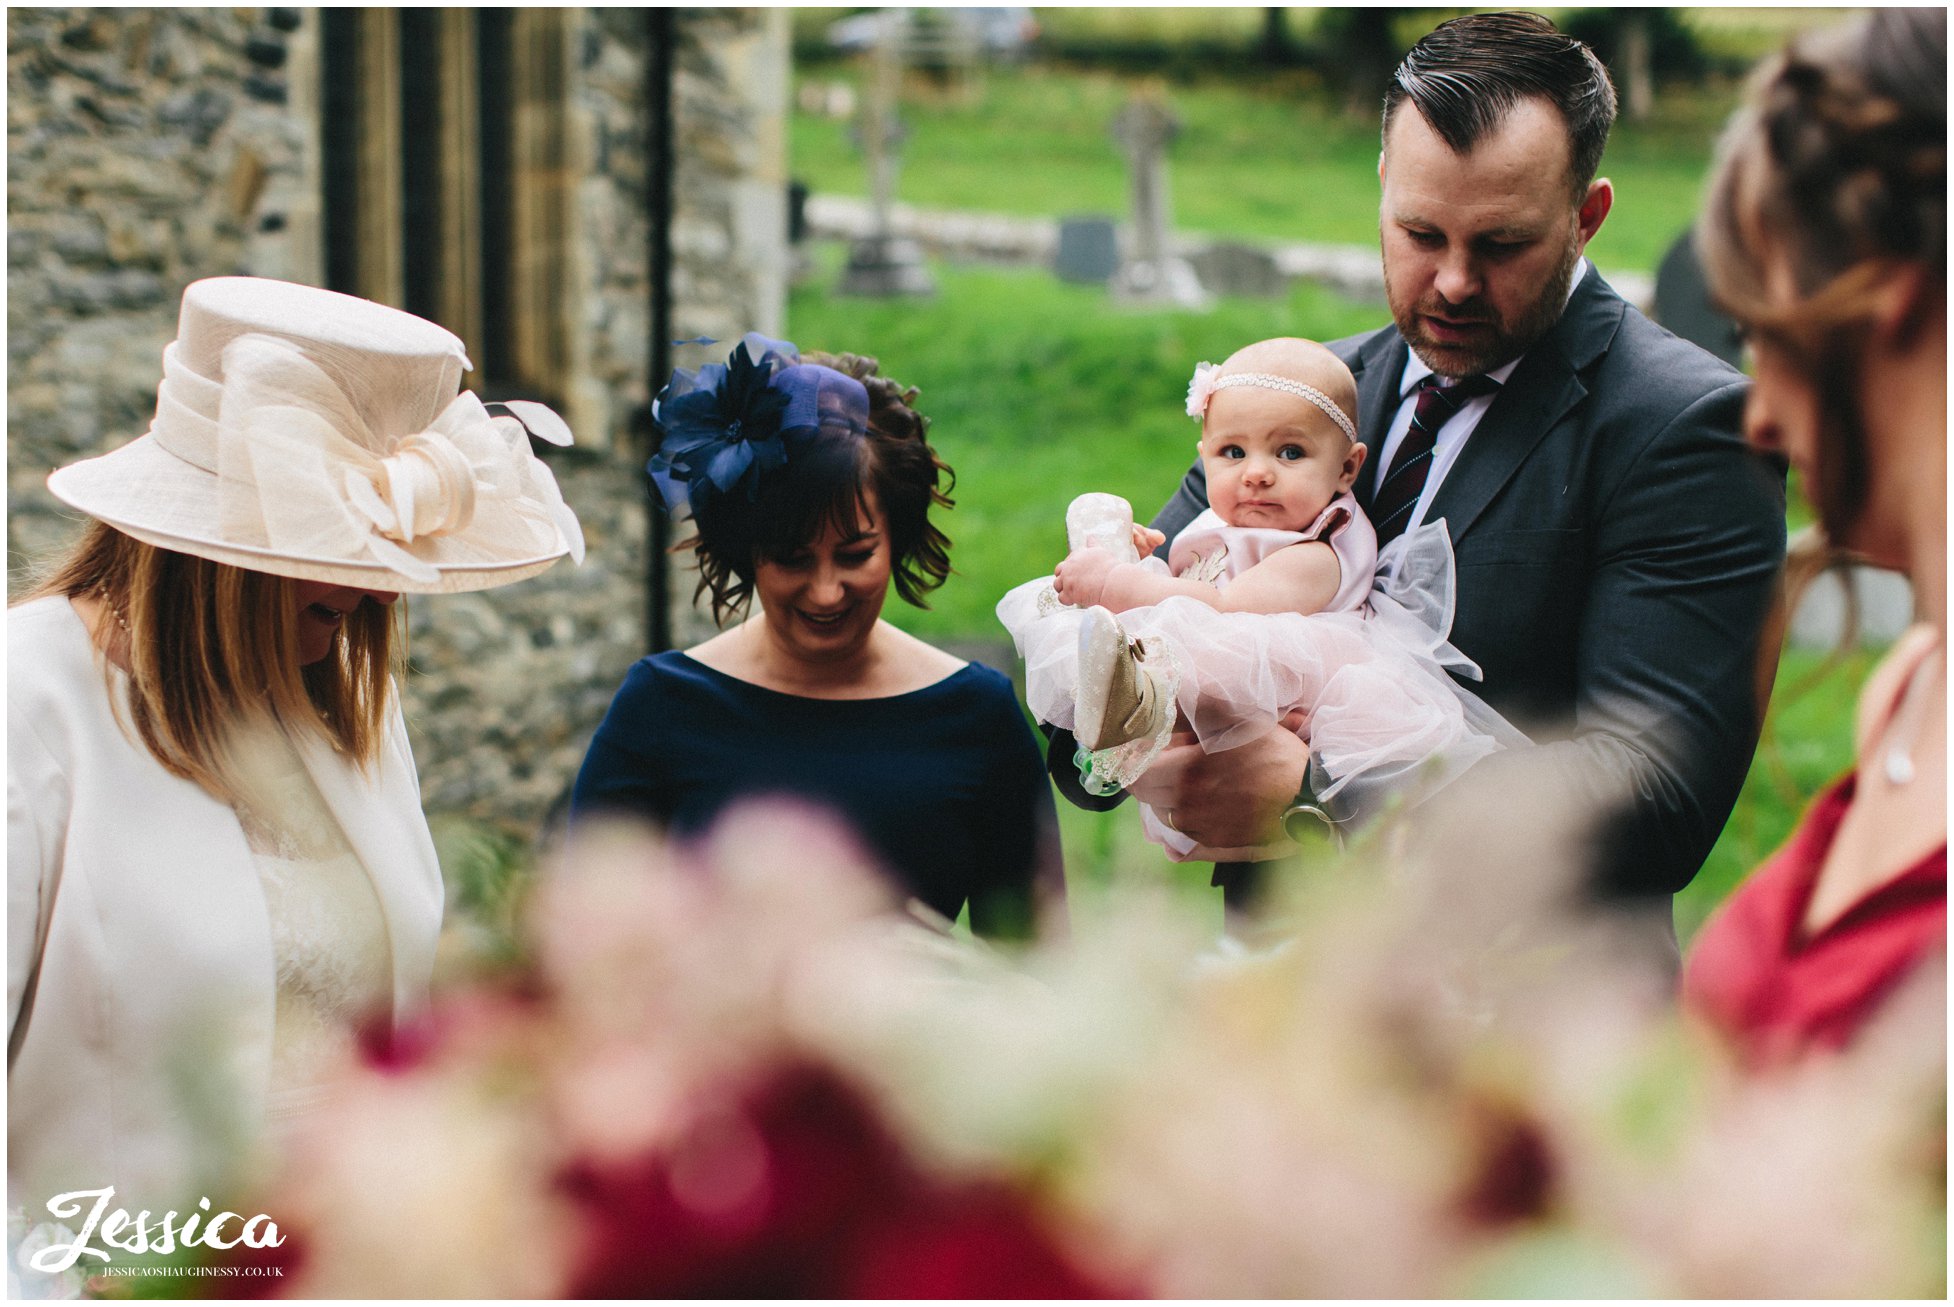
[838, 8, 934, 298]
[1653, 230, 1742, 367]
[1187, 241, 1287, 298]
[1109, 93, 1208, 309]
[1054, 216, 1119, 284]
[787, 179, 816, 286]
[787, 180, 810, 245]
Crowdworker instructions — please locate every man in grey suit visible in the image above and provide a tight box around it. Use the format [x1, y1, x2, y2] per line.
[1072, 13, 1786, 920]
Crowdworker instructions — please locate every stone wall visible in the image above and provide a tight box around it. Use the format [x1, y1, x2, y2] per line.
[7, 6, 318, 578]
[401, 8, 658, 826]
[7, 7, 792, 835]
[665, 7, 791, 649]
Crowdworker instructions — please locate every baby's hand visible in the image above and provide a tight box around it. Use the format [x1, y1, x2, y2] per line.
[1131, 524, 1166, 557]
[1054, 547, 1124, 609]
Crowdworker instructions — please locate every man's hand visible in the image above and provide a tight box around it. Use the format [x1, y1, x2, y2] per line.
[1053, 547, 1127, 609]
[1128, 717, 1311, 849]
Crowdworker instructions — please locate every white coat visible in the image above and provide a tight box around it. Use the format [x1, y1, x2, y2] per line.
[7, 595, 443, 1213]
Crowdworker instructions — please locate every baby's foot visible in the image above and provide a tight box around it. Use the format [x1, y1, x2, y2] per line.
[1075, 605, 1167, 751]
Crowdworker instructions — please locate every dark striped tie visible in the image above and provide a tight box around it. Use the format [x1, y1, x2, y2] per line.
[1369, 373, 1500, 547]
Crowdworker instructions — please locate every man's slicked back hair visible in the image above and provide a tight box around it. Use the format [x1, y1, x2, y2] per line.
[1383, 11, 1618, 197]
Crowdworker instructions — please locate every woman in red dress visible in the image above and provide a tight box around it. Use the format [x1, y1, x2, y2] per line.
[1683, 8, 1945, 1066]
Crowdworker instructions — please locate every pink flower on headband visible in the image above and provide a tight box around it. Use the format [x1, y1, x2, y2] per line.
[1185, 361, 1221, 419]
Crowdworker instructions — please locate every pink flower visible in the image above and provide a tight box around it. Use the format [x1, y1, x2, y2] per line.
[1185, 361, 1220, 419]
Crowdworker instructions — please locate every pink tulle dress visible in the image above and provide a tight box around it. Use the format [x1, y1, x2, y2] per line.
[995, 493, 1521, 861]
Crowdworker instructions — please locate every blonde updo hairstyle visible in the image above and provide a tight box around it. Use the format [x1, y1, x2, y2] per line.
[1698, 7, 1944, 547]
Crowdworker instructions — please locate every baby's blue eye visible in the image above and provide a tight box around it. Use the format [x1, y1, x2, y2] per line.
[1220, 446, 1245, 459]
[1279, 446, 1305, 461]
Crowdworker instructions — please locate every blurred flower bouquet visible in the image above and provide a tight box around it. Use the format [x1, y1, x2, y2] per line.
[235, 800, 1942, 1299]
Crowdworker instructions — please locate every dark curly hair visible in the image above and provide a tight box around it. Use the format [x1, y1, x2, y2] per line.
[1698, 6, 1945, 544]
[1383, 11, 1618, 200]
[683, 351, 955, 625]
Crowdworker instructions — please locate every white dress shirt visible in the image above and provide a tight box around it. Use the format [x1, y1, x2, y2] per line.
[1372, 260, 1591, 537]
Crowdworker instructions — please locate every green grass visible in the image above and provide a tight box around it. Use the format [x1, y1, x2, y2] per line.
[793, 7, 1319, 51]
[1676, 644, 1871, 940]
[792, 61, 1747, 275]
[792, 8, 1854, 70]
[1677, 7, 1863, 63]
[793, 63, 1386, 242]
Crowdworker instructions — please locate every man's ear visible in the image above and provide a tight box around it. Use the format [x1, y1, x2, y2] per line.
[1340, 440, 1368, 491]
[1576, 178, 1614, 249]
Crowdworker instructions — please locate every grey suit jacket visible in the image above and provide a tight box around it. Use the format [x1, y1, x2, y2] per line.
[1136, 269, 1787, 898]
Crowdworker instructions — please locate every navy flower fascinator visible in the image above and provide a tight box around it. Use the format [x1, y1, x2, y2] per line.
[648, 333, 871, 514]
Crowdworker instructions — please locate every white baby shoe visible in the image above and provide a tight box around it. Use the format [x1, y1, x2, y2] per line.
[1075, 605, 1168, 752]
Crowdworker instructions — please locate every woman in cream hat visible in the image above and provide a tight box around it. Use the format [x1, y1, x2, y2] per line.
[7, 276, 584, 1236]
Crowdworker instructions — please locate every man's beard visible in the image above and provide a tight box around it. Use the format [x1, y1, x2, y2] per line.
[1386, 234, 1582, 379]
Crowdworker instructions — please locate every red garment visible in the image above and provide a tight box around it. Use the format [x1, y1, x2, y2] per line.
[1684, 773, 1946, 1066]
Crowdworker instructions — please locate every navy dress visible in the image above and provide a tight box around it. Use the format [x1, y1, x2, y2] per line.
[572, 651, 1062, 937]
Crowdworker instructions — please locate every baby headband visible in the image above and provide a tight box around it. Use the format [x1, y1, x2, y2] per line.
[648, 332, 871, 514]
[1185, 361, 1358, 444]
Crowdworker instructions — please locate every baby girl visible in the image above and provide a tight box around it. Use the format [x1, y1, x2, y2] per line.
[996, 337, 1517, 861]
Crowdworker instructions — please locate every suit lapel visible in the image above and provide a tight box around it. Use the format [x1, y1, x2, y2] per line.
[1350, 329, 1409, 506]
[1426, 270, 1626, 543]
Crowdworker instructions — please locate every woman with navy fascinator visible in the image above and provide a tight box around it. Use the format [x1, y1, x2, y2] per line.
[573, 335, 1065, 938]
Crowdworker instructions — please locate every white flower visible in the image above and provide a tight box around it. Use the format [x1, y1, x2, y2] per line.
[1185, 361, 1220, 419]
[8, 1212, 86, 1300]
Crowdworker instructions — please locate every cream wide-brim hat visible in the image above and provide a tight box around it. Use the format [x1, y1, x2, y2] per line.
[47, 276, 583, 594]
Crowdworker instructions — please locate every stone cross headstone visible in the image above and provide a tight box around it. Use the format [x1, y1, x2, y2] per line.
[838, 8, 935, 298]
[1109, 92, 1208, 308]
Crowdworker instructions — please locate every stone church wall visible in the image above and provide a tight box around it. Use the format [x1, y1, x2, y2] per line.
[7, 6, 789, 833]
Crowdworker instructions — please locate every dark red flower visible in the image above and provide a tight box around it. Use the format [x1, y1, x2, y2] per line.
[356, 989, 545, 1075]
[355, 1010, 441, 1075]
[842, 1182, 1122, 1299]
[562, 1061, 1122, 1299]
[1455, 1099, 1557, 1228]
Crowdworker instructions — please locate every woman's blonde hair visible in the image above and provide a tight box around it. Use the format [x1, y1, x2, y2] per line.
[1698, 8, 1944, 545]
[24, 521, 401, 802]
[1697, 9, 1945, 713]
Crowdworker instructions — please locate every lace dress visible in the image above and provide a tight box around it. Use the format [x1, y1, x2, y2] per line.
[226, 720, 393, 1126]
